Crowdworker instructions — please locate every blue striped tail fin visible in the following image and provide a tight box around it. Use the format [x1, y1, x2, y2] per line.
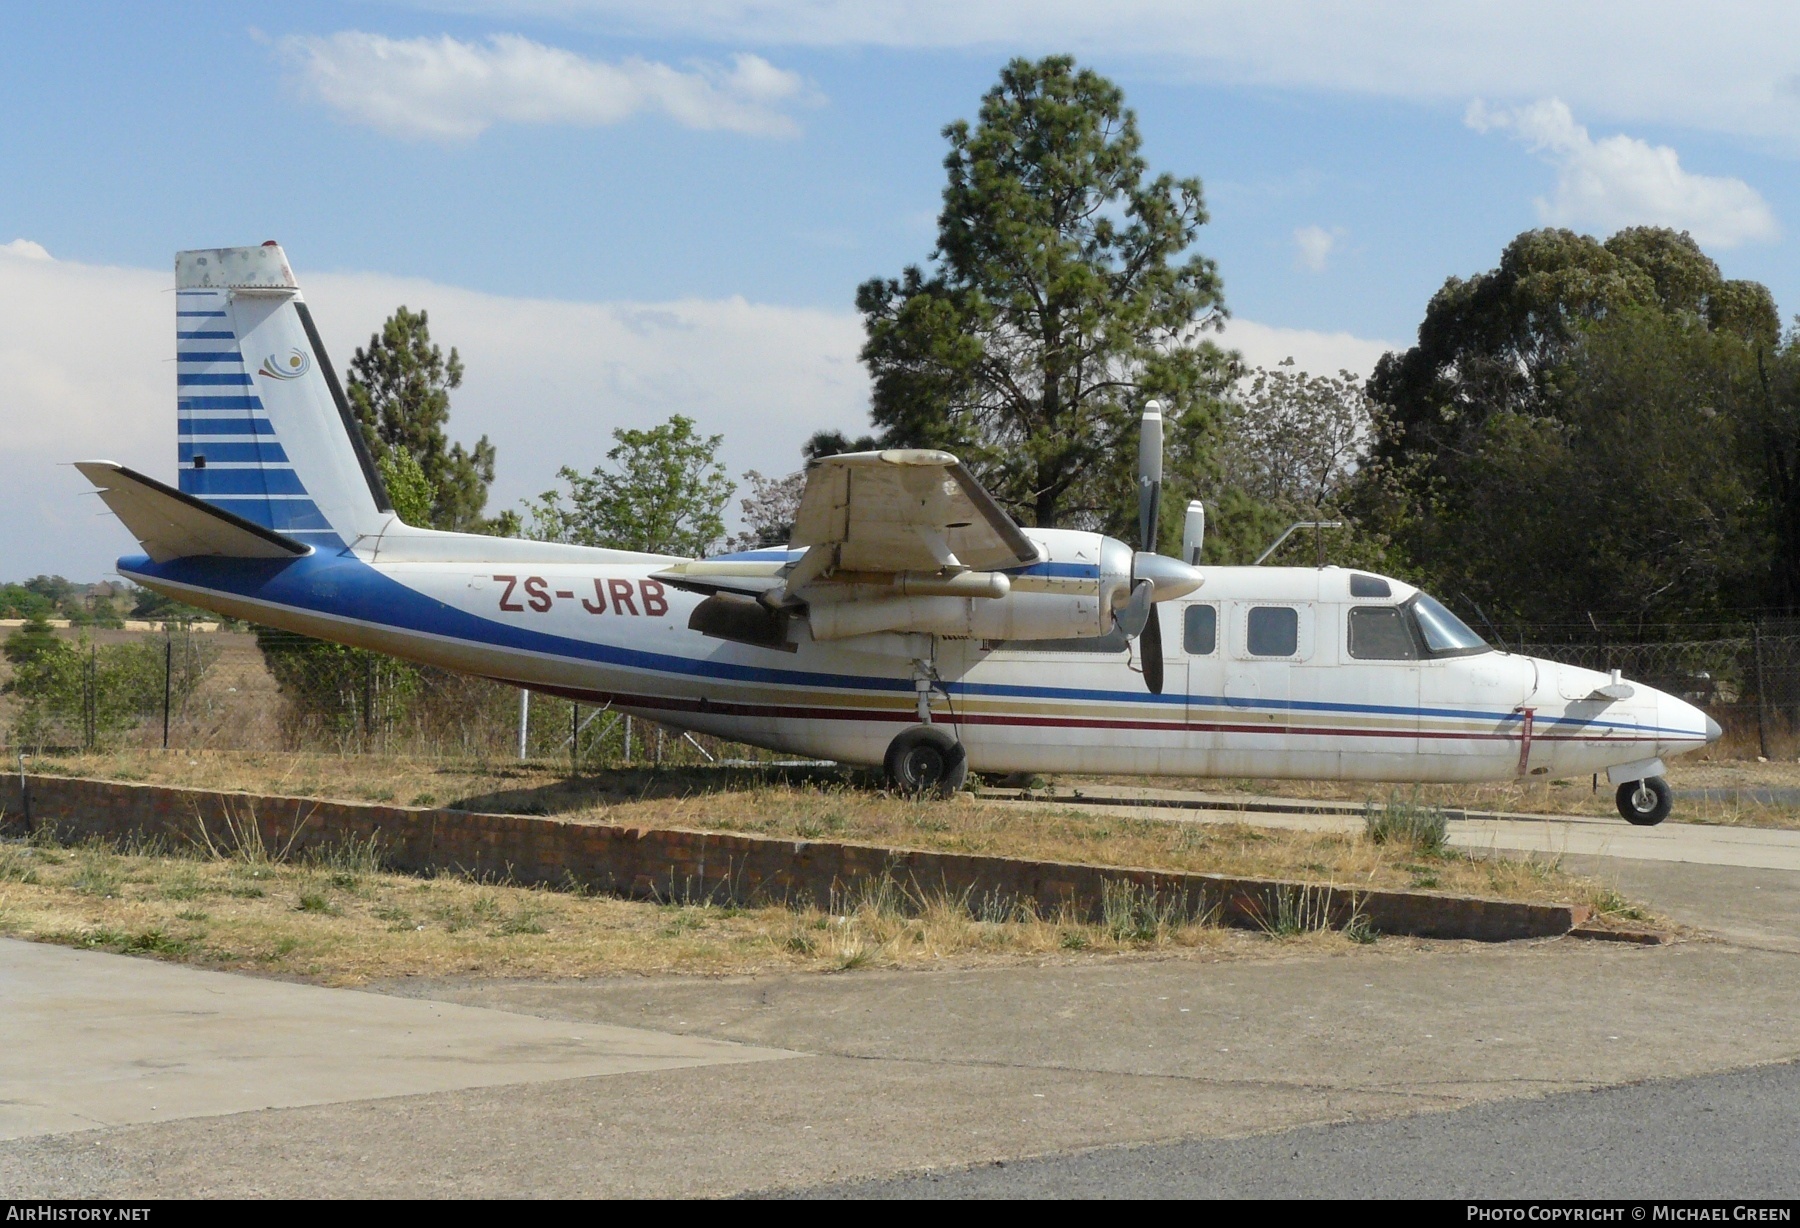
[174, 244, 391, 552]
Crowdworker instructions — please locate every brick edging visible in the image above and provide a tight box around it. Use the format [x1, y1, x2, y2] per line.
[0, 774, 1587, 942]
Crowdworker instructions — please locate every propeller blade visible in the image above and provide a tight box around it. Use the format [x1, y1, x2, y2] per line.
[1141, 603, 1164, 694]
[1137, 401, 1164, 552]
[1113, 578, 1154, 638]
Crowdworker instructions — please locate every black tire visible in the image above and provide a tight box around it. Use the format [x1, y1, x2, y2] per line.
[1615, 775, 1673, 826]
[884, 725, 968, 797]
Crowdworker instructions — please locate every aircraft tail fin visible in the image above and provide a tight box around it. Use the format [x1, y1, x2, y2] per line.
[76, 462, 309, 563]
[173, 244, 392, 553]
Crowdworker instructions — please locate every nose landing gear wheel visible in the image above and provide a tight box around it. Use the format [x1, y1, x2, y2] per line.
[885, 726, 968, 798]
[1615, 775, 1672, 826]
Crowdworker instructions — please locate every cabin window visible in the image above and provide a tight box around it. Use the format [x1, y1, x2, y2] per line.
[1348, 606, 1419, 660]
[1183, 604, 1217, 655]
[1246, 606, 1299, 657]
[1349, 574, 1390, 598]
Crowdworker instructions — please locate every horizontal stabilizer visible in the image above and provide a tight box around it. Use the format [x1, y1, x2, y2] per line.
[75, 461, 309, 563]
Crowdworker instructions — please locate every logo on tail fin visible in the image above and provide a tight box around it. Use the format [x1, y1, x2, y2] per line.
[258, 349, 312, 380]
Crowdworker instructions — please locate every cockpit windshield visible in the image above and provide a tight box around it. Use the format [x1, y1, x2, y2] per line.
[1408, 593, 1490, 657]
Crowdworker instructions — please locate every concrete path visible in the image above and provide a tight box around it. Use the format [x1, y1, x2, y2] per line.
[997, 787, 1800, 872]
[0, 939, 793, 1140]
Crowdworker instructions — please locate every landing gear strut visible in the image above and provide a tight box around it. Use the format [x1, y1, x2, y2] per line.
[885, 725, 967, 797]
[1615, 775, 1672, 826]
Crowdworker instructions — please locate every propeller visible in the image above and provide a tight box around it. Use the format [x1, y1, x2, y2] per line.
[1134, 400, 1165, 693]
[1113, 400, 1205, 694]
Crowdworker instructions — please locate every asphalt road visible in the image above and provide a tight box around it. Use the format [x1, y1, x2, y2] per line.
[791, 1059, 1800, 1199]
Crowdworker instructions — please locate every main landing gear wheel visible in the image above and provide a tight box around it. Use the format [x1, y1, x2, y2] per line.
[885, 726, 968, 798]
[1616, 775, 1673, 826]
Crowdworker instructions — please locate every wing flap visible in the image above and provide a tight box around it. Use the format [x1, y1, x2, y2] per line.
[76, 461, 309, 563]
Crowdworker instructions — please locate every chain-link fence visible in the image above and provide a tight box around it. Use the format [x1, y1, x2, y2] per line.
[1516, 619, 1800, 757]
[6, 619, 1799, 762]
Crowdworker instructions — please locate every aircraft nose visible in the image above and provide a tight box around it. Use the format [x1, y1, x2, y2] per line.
[1706, 715, 1723, 743]
[1133, 552, 1204, 601]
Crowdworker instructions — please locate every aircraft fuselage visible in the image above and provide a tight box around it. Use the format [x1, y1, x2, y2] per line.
[123, 548, 1713, 784]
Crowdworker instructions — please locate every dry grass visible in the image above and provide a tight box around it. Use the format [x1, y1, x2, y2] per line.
[0, 830, 1342, 987]
[17, 750, 1632, 912]
[0, 752, 1660, 984]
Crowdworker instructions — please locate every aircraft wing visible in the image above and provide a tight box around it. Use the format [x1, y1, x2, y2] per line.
[790, 450, 1039, 574]
[653, 450, 1040, 604]
[76, 461, 309, 563]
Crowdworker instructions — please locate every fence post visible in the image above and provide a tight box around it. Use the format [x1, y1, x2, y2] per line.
[162, 633, 172, 750]
[361, 654, 375, 750]
[84, 643, 96, 751]
[571, 702, 579, 772]
[517, 688, 530, 761]
[624, 714, 633, 763]
[1753, 617, 1772, 759]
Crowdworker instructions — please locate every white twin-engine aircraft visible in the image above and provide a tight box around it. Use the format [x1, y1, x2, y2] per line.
[78, 245, 1719, 824]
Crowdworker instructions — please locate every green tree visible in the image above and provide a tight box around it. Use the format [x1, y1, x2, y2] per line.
[0, 584, 54, 620]
[1367, 308, 1768, 624]
[803, 430, 880, 461]
[1368, 227, 1777, 481]
[345, 306, 502, 532]
[376, 448, 437, 527]
[3, 621, 176, 750]
[1356, 226, 1783, 622]
[854, 56, 1234, 545]
[524, 414, 733, 557]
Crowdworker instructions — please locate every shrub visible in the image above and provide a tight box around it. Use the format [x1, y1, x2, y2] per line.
[1364, 797, 1449, 854]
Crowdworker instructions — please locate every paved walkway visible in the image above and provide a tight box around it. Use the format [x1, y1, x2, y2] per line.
[0, 939, 792, 1141]
[988, 786, 1800, 872]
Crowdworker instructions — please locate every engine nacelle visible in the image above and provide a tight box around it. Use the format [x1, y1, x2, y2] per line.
[802, 527, 1132, 643]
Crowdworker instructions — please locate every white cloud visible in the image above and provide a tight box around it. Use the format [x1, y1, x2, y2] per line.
[1215, 318, 1395, 380]
[1292, 225, 1340, 273]
[1467, 99, 1778, 248]
[286, 31, 807, 140]
[431, 1, 1800, 144]
[1, 239, 52, 261]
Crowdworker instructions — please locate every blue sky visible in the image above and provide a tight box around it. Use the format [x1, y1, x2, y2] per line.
[4, 2, 1798, 579]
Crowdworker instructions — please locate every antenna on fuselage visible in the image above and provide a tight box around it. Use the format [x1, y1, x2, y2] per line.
[1253, 520, 1343, 566]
